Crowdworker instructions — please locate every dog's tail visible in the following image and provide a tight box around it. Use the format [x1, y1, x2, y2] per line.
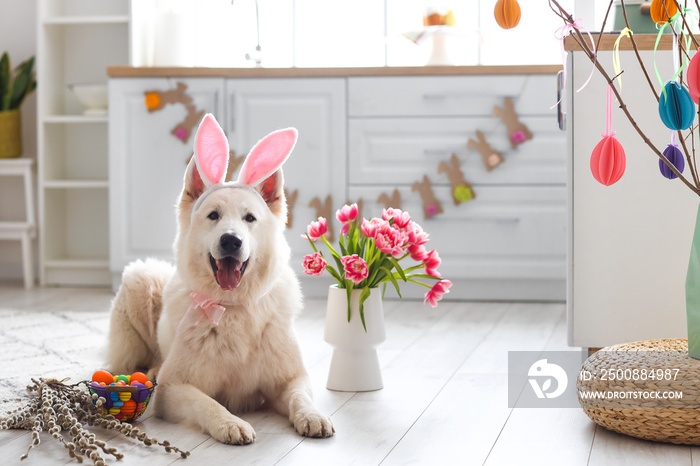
[107, 259, 175, 376]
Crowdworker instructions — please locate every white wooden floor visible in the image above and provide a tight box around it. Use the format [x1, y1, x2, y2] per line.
[1, 284, 699, 465]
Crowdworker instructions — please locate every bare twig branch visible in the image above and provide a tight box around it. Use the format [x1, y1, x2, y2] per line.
[595, 1, 614, 53]
[550, 0, 700, 196]
[620, 0, 660, 101]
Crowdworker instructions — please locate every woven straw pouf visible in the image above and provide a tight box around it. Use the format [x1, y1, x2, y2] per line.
[578, 339, 700, 445]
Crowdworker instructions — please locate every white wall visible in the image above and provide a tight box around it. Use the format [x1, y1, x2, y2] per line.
[0, 0, 37, 281]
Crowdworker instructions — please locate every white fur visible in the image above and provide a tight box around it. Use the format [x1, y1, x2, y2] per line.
[107, 160, 333, 444]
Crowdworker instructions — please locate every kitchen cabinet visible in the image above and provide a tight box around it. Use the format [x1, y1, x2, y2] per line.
[224, 78, 347, 284]
[348, 74, 566, 300]
[108, 78, 225, 289]
[108, 67, 565, 299]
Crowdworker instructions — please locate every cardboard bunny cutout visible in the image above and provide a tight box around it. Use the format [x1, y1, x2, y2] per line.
[191, 113, 298, 203]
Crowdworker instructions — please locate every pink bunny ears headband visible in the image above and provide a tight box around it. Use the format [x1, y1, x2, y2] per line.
[191, 113, 297, 207]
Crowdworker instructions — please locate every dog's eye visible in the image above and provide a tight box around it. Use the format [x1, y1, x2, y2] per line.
[245, 213, 256, 223]
[208, 211, 220, 221]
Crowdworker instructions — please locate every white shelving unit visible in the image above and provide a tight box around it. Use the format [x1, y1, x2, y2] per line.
[37, 0, 130, 286]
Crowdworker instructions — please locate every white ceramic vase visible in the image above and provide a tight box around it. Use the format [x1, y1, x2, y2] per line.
[427, 33, 453, 66]
[324, 285, 386, 392]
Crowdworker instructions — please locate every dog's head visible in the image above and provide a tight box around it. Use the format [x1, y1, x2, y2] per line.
[175, 114, 297, 299]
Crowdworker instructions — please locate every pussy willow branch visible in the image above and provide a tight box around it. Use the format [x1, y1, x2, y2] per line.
[549, 0, 700, 196]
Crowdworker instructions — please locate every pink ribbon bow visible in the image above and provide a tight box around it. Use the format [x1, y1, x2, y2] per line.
[177, 290, 228, 335]
[551, 18, 597, 109]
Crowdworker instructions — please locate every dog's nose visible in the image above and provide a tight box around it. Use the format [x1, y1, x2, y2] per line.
[219, 233, 243, 254]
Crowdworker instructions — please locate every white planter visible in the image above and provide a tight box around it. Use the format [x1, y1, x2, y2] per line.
[324, 285, 386, 391]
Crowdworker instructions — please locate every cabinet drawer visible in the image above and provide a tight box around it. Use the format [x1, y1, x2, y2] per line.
[347, 186, 566, 280]
[348, 75, 557, 117]
[348, 117, 565, 186]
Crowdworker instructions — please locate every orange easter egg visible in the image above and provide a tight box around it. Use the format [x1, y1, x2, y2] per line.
[91, 370, 114, 385]
[650, 0, 677, 24]
[121, 400, 137, 417]
[130, 372, 149, 385]
[494, 0, 521, 30]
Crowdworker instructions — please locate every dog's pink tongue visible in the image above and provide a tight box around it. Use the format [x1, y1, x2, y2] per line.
[216, 258, 241, 291]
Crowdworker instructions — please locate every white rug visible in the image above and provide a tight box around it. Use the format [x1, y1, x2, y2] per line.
[0, 289, 114, 415]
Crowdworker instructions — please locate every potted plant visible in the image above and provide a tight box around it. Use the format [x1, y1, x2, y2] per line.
[0, 52, 36, 158]
[302, 204, 452, 391]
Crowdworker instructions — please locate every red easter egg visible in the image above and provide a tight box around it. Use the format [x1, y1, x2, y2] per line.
[130, 372, 149, 385]
[92, 370, 114, 385]
[590, 135, 626, 186]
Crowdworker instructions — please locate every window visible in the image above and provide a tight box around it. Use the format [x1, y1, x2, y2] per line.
[141, 0, 575, 68]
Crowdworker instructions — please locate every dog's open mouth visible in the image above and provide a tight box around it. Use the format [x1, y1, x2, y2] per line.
[209, 254, 248, 291]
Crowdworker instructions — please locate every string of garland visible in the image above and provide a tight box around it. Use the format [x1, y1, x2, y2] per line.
[0, 378, 190, 465]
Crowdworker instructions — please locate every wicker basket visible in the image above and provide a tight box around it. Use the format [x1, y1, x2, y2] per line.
[578, 339, 700, 445]
[0, 109, 22, 158]
[88, 381, 156, 422]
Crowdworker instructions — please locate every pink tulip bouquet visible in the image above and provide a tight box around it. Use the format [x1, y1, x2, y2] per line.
[302, 204, 452, 330]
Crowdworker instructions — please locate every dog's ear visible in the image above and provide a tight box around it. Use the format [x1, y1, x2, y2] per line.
[237, 128, 297, 187]
[193, 113, 229, 188]
[256, 169, 287, 219]
[183, 156, 207, 202]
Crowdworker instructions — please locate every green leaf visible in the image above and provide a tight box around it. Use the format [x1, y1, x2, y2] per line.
[379, 266, 402, 298]
[0, 53, 10, 111]
[325, 264, 343, 283]
[9, 56, 35, 110]
[345, 284, 353, 322]
[358, 286, 371, 332]
[305, 233, 319, 253]
[339, 232, 348, 256]
[388, 256, 407, 281]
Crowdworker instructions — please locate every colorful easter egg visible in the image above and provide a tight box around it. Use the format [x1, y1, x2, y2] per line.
[688, 53, 700, 102]
[122, 400, 137, 417]
[659, 144, 685, 179]
[91, 370, 114, 385]
[494, 0, 521, 30]
[659, 81, 696, 131]
[109, 407, 120, 416]
[590, 135, 626, 186]
[131, 382, 148, 402]
[650, 0, 678, 24]
[119, 391, 132, 402]
[115, 375, 130, 385]
[130, 372, 149, 385]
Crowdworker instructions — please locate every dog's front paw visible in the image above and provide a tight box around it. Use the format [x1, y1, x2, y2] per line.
[294, 411, 334, 438]
[211, 418, 256, 445]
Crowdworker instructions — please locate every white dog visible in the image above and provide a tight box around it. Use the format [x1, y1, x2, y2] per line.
[107, 114, 334, 444]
